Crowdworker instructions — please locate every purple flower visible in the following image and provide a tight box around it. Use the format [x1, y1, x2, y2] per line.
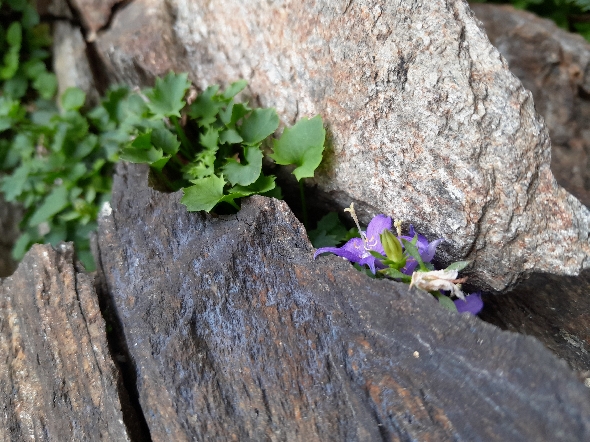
[314, 214, 392, 274]
[401, 225, 444, 274]
[454, 292, 483, 315]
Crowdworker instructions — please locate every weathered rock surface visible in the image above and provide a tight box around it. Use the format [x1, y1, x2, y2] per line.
[91, 163, 590, 441]
[481, 269, 590, 374]
[68, 0, 124, 41]
[53, 20, 101, 106]
[80, 0, 590, 292]
[0, 243, 130, 441]
[471, 3, 590, 207]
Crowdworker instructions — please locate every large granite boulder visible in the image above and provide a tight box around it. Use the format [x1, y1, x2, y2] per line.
[91, 163, 590, 441]
[60, 0, 589, 293]
[471, 3, 590, 207]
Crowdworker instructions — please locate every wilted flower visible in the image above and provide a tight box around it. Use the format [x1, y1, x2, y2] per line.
[454, 292, 483, 315]
[409, 269, 466, 300]
[314, 204, 392, 274]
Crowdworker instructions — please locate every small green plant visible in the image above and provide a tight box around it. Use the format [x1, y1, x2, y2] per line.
[0, 0, 117, 269]
[114, 72, 326, 215]
[312, 206, 484, 315]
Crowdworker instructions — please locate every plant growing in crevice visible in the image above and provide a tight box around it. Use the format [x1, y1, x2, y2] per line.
[312, 204, 483, 314]
[113, 73, 326, 216]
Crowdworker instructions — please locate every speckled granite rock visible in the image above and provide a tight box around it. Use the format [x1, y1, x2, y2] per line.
[80, 0, 590, 292]
[91, 163, 590, 441]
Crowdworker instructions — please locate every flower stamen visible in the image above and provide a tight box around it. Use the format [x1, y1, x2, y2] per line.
[344, 203, 367, 242]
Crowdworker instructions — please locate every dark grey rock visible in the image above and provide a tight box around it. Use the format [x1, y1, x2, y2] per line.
[94, 163, 590, 441]
[0, 243, 130, 441]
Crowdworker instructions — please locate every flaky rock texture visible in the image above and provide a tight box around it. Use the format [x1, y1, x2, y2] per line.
[79, 0, 590, 292]
[471, 3, 590, 207]
[0, 244, 130, 441]
[481, 268, 590, 373]
[92, 163, 590, 441]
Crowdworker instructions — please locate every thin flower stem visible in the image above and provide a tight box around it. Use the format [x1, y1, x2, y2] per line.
[299, 180, 308, 229]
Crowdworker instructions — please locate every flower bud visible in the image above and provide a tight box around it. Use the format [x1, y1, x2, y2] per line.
[380, 229, 405, 267]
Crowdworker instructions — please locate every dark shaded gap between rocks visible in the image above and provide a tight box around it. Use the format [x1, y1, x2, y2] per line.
[89, 235, 153, 442]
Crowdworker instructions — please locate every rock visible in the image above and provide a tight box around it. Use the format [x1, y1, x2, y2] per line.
[53, 20, 101, 106]
[480, 269, 590, 373]
[92, 162, 590, 440]
[0, 195, 20, 278]
[463, 3, 590, 378]
[471, 3, 590, 207]
[82, 0, 590, 292]
[0, 243, 131, 440]
[68, 0, 125, 41]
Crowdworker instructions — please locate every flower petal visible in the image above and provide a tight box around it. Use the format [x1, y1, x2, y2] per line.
[314, 237, 365, 263]
[423, 238, 444, 262]
[454, 292, 483, 315]
[401, 225, 443, 263]
[365, 214, 392, 255]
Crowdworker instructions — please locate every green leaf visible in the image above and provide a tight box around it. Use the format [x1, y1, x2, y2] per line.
[401, 237, 427, 271]
[308, 212, 349, 248]
[0, 48, 19, 80]
[152, 128, 180, 155]
[200, 126, 219, 151]
[229, 174, 276, 195]
[144, 72, 190, 118]
[101, 86, 130, 122]
[12, 232, 32, 260]
[29, 186, 70, 226]
[1, 163, 30, 200]
[181, 174, 226, 212]
[3, 76, 28, 99]
[222, 146, 263, 186]
[270, 115, 325, 181]
[21, 4, 40, 28]
[219, 129, 243, 144]
[188, 85, 222, 126]
[61, 87, 86, 111]
[445, 260, 471, 272]
[120, 145, 163, 164]
[6, 21, 22, 47]
[183, 149, 216, 180]
[222, 80, 248, 100]
[369, 250, 387, 260]
[438, 295, 458, 312]
[239, 108, 279, 145]
[33, 71, 57, 99]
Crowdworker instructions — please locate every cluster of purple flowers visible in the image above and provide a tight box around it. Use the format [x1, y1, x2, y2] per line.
[314, 213, 483, 315]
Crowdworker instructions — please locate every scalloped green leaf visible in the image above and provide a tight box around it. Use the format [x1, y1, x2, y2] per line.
[270, 115, 325, 181]
[181, 174, 226, 212]
[222, 146, 263, 186]
[144, 72, 191, 118]
[239, 108, 279, 145]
